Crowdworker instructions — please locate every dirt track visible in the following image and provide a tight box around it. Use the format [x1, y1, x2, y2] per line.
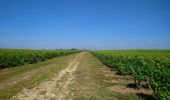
[12, 52, 86, 100]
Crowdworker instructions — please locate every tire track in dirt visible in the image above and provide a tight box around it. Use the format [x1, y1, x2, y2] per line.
[11, 52, 86, 100]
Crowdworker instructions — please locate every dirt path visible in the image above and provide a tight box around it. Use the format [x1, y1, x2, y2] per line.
[3, 52, 153, 100]
[11, 52, 86, 100]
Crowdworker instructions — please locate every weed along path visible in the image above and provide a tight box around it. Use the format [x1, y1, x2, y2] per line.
[0, 52, 152, 100]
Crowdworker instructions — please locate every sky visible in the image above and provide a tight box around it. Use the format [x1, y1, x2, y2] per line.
[0, 0, 170, 50]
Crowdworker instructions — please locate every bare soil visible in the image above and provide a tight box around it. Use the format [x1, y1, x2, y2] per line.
[11, 52, 86, 100]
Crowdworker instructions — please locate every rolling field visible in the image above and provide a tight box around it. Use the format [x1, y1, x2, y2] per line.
[0, 49, 169, 100]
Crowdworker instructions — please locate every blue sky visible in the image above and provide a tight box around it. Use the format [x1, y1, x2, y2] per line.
[0, 0, 170, 50]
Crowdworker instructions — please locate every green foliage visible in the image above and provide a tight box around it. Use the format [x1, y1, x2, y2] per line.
[0, 49, 81, 69]
[91, 50, 170, 100]
[151, 63, 170, 100]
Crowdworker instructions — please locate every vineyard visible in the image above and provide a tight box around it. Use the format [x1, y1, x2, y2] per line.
[0, 49, 81, 69]
[0, 49, 170, 100]
[91, 50, 170, 100]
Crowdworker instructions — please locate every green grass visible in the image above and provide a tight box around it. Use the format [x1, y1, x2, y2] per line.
[71, 52, 141, 100]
